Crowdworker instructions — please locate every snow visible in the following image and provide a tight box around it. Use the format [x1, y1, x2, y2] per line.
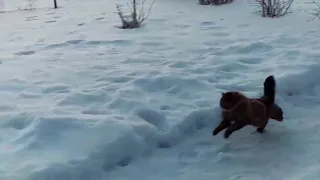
[1, 0, 320, 179]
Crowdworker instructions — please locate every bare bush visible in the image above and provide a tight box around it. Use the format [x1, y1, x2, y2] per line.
[25, 0, 36, 10]
[199, 0, 211, 5]
[253, 0, 293, 17]
[199, 0, 234, 5]
[116, 0, 156, 29]
[18, 0, 36, 11]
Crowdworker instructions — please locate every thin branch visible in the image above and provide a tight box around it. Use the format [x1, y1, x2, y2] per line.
[139, 0, 147, 21]
[281, 0, 293, 16]
[306, 0, 320, 21]
[140, 0, 156, 23]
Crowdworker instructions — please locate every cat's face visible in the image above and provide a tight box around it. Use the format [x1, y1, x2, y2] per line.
[219, 91, 244, 110]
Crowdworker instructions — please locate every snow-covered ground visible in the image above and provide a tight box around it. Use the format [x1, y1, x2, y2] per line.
[1, 0, 320, 179]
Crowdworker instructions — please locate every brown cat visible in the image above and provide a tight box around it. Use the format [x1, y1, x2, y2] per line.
[213, 75, 281, 138]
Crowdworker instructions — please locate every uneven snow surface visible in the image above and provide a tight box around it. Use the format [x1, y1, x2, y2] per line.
[1, 0, 320, 179]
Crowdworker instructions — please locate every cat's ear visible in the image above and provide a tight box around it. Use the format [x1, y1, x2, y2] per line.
[221, 92, 225, 96]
